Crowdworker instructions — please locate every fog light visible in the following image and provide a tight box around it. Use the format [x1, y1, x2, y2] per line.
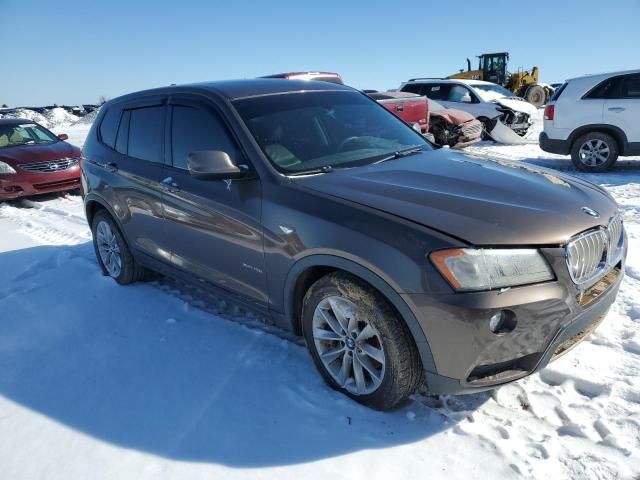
[489, 310, 517, 335]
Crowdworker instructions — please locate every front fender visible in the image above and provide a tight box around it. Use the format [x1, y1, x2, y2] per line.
[282, 253, 437, 372]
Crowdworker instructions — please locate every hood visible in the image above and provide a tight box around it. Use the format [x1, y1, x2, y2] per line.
[294, 150, 618, 246]
[493, 97, 538, 116]
[431, 107, 475, 125]
[0, 141, 80, 166]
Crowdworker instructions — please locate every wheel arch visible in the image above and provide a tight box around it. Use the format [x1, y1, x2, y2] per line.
[568, 124, 628, 154]
[283, 254, 437, 372]
[84, 194, 132, 245]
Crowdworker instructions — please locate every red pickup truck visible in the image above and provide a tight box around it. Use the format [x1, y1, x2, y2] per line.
[366, 91, 429, 133]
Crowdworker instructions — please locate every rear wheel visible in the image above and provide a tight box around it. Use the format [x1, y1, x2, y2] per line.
[570, 132, 619, 172]
[91, 210, 145, 284]
[302, 272, 423, 410]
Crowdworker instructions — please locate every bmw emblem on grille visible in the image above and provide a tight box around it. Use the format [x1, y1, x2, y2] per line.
[581, 207, 600, 218]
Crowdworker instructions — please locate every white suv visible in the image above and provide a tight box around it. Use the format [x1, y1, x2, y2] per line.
[541, 69, 640, 172]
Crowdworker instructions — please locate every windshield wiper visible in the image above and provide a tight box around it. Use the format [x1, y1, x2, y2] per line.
[288, 165, 334, 176]
[373, 145, 424, 164]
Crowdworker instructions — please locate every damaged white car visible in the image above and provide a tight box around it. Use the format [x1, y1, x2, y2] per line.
[399, 78, 537, 144]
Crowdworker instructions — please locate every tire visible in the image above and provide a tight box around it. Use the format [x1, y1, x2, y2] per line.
[570, 132, 619, 172]
[91, 210, 145, 285]
[477, 117, 492, 141]
[524, 84, 546, 108]
[302, 272, 423, 410]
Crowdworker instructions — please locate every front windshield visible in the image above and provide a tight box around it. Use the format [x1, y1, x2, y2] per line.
[0, 123, 58, 148]
[471, 83, 514, 101]
[233, 91, 431, 174]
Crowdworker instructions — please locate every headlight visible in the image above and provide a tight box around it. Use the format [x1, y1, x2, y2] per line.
[0, 161, 16, 174]
[430, 248, 554, 291]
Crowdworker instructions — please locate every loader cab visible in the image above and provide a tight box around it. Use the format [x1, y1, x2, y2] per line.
[480, 52, 508, 86]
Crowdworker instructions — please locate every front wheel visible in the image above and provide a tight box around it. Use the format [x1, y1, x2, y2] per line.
[91, 210, 145, 284]
[570, 132, 619, 172]
[302, 272, 423, 410]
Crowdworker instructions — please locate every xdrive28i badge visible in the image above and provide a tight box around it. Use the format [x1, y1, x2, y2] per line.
[581, 207, 600, 218]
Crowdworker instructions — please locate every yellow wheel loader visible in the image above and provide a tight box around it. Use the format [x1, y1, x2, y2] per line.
[449, 52, 550, 107]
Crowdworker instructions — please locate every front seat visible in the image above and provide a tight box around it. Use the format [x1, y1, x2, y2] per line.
[9, 129, 25, 144]
[251, 119, 301, 169]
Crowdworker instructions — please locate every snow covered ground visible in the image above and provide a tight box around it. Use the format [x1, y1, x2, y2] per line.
[1, 121, 639, 480]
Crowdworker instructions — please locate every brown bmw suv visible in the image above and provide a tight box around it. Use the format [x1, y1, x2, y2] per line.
[81, 79, 627, 410]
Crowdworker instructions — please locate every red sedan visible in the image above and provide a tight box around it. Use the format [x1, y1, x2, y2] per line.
[0, 118, 81, 201]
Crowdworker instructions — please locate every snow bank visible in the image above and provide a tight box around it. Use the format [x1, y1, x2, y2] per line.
[0, 107, 80, 130]
[73, 108, 100, 125]
[44, 107, 79, 129]
[0, 108, 49, 127]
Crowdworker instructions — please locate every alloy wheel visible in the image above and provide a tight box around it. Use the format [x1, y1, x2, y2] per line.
[578, 139, 610, 167]
[96, 220, 122, 277]
[312, 295, 385, 395]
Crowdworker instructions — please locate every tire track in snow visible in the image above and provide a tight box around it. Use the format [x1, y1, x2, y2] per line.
[0, 198, 91, 246]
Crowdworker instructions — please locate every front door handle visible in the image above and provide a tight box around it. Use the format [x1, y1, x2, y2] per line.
[608, 107, 626, 113]
[105, 162, 118, 172]
[161, 176, 181, 193]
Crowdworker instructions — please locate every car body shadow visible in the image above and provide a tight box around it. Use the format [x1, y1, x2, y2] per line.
[0, 243, 489, 468]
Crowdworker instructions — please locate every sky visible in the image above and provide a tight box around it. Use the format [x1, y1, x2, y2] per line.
[1, 0, 639, 106]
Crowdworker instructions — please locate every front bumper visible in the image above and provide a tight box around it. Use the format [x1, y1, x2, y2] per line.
[404, 245, 626, 395]
[0, 166, 81, 200]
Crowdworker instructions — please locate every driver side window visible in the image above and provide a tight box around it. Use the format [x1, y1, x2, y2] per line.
[171, 105, 238, 170]
[448, 85, 471, 102]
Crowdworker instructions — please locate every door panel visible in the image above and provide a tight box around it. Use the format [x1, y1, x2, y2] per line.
[106, 100, 171, 262]
[603, 75, 640, 144]
[161, 99, 267, 306]
[604, 99, 640, 143]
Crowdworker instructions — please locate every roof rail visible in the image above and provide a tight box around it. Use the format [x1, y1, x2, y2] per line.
[407, 77, 445, 82]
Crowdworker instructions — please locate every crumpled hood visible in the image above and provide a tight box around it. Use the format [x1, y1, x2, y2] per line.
[0, 141, 80, 166]
[493, 97, 538, 116]
[431, 107, 476, 125]
[294, 150, 618, 245]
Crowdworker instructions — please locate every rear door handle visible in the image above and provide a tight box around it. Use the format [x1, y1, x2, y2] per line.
[105, 162, 118, 172]
[608, 107, 626, 113]
[161, 176, 180, 193]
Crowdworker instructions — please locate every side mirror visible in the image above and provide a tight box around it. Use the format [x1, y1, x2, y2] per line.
[187, 150, 248, 180]
[57, 133, 69, 141]
[461, 93, 472, 103]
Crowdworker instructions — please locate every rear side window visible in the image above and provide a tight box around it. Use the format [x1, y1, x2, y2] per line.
[115, 110, 130, 155]
[424, 84, 450, 101]
[584, 76, 624, 99]
[550, 82, 567, 101]
[401, 83, 423, 95]
[128, 106, 165, 163]
[170, 105, 238, 170]
[99, 107, 121, 148]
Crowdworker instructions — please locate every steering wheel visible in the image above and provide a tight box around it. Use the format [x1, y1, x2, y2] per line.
[337, 136, 363, 152]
